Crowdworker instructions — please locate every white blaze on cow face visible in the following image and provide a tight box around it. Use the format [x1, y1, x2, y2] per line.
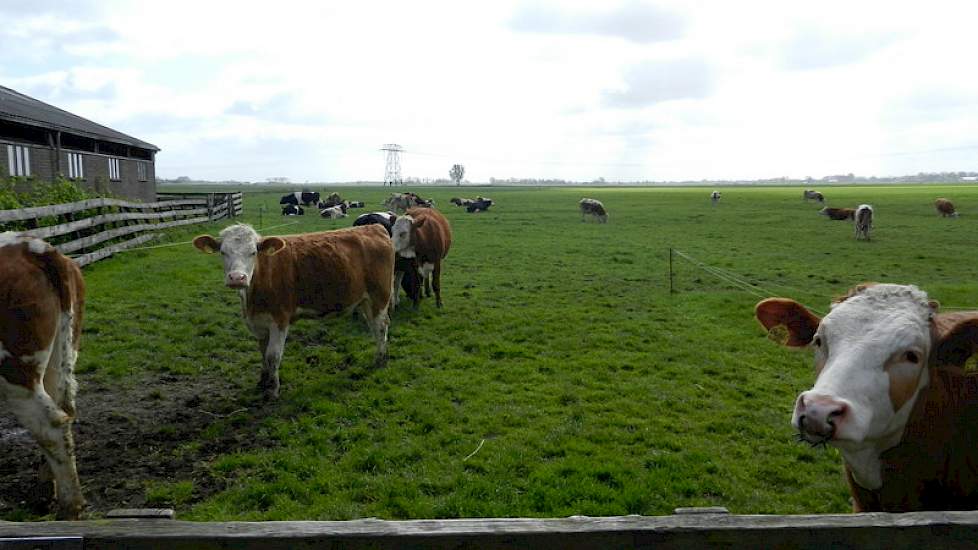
[761, 284, 936, 490]
[391, 215, 415, 257]
[193, 224, 285, 289]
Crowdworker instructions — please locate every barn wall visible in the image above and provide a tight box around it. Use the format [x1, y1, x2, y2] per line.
[57, 150, 156, 202]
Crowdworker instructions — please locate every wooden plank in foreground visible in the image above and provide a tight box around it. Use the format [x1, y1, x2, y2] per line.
[2, 512, 978, 549]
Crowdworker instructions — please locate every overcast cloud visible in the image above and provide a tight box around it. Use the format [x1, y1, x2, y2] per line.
[1, 0, 977, 182]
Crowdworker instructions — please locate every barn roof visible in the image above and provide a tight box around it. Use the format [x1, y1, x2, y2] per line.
[0, 85, 159, 152]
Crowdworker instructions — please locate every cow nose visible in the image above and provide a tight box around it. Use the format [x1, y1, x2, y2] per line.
[797, 394, 848, 440]
[226, 272, 248, 287]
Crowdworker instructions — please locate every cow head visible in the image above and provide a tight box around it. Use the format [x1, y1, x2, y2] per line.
[193, 224, 285, 289]
[391, 215, 424, 258]
[756, 283, 978, 489]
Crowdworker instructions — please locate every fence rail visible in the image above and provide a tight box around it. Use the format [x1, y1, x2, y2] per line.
[2, 510, 978, 549]
[0, 192, 243, 267]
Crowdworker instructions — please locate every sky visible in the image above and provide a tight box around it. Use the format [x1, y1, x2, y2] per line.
[3, 1, 978, 183]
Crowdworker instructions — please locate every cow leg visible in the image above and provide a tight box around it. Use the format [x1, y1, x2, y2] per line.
[365, 302, 390, 368]
[259, 323, 288, 400]
[430, 261, 444, 308]
[392, 270, 405, 310]
[1, 378, 84, 520]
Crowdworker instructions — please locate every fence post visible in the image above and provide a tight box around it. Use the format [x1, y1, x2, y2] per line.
[206, 193, 215, 221]
[669, 247, 674, 295]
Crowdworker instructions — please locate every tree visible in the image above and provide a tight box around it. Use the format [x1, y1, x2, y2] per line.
[449, 164, 465, 186]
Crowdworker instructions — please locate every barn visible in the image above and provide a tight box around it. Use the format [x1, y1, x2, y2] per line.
[0, 85, 159, 202]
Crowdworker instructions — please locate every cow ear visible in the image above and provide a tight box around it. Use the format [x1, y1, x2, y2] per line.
[259, 237, 286, 256]
[193, 235, 219, 254]
[931, 314, 978, 367]
[755, 298, 821, 347]
[414, 217, 427, 228]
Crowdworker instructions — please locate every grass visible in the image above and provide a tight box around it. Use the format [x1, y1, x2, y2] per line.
[56, 184, 978, 518]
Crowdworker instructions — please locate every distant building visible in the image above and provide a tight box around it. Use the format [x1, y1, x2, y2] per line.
[0, 85, 159, 201]
[962, 176, 978, 182]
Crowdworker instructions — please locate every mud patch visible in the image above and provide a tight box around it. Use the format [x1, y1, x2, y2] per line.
[0, 371, 279, 519]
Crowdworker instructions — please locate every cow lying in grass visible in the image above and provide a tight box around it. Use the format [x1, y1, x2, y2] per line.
[0, 233, 86, 519]
[820, 207, 855, 221]
[193, 224, 393, 400]
[757, 283, 978, 511]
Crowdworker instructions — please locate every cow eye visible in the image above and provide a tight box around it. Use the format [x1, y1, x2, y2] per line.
[905, 351, 920, 364]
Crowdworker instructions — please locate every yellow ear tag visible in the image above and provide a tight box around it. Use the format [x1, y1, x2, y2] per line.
[964, 355, 978, 373]
[767, 324, 790, 345]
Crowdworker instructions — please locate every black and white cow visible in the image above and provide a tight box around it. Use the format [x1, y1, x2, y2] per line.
[351, 211, 421, 307]
[353, 211, 397, 236]
[279, 191, 320, 206]
[347, 201, 365, 209]
[466, 198, 493, 213]
[281, 204, 305, 216]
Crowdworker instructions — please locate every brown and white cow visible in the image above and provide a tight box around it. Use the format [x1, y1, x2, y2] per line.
[757, 283, 978, 512]
[854, 204, 873, 241]
[935, 198, 959, 217]
[391, 208, 452, 308]
[0, 232, 85, 519]
[193, 224, 394, 400]
[820, 207, 855, 221]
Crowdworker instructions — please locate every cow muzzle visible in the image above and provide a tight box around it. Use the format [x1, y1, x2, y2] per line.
[794, 393, 849, 445]
[226, 272, 249, 288]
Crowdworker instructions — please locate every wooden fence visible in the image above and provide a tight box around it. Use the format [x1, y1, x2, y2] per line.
[0, 192, 242, 267]
[2, 510, 978, 549]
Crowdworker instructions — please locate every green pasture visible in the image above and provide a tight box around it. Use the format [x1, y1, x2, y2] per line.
[35, 185, 978, 519]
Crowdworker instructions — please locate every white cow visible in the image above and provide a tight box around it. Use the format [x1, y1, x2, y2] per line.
[710, 190, 721, 206]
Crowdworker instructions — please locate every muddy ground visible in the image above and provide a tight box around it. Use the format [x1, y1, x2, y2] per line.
[0, 372, 278, 519]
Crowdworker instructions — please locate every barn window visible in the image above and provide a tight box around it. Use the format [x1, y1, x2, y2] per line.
[67, 152, 84, 179]
[108, 157, 120, 181]
[136, 162, 147, 181]
[6, 144, 30, 177]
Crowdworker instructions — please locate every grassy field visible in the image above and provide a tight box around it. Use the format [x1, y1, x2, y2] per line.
[9, 184, 978, 520]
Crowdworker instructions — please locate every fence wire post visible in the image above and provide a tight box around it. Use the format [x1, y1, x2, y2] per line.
[669, 247, 674, 295]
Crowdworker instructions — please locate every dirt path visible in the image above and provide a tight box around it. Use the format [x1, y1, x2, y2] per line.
[0, 371, 277, 519]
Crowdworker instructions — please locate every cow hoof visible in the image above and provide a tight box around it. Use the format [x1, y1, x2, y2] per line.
[55, 500, 85, 521]
[373, 354, 389, 368]
[262, 388, 279, 401]
[436, 301, 443, 308]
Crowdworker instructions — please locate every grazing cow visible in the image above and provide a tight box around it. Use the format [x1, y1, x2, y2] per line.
[353, 211, 397, 236]
[935, 198, 959, 217]
[854, 204, 873, 241]
[320, 205, 347, 219]
[579, 198, 608, 223]
[391, 208, 452, 308]
[711, 190, 721, 206]
[0, 233, 85, 519]
[820, 207, 855, 221]
[756, 283, 978, 512]
[450, 197, 474, 207]
[384, 193, 414, 213]
[803, 189, 825, 203]
[193, 224, 394, 400]
[279, 191, 320, 207]
[466, 198, 493, 213]
[281, 204, 304, 216]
